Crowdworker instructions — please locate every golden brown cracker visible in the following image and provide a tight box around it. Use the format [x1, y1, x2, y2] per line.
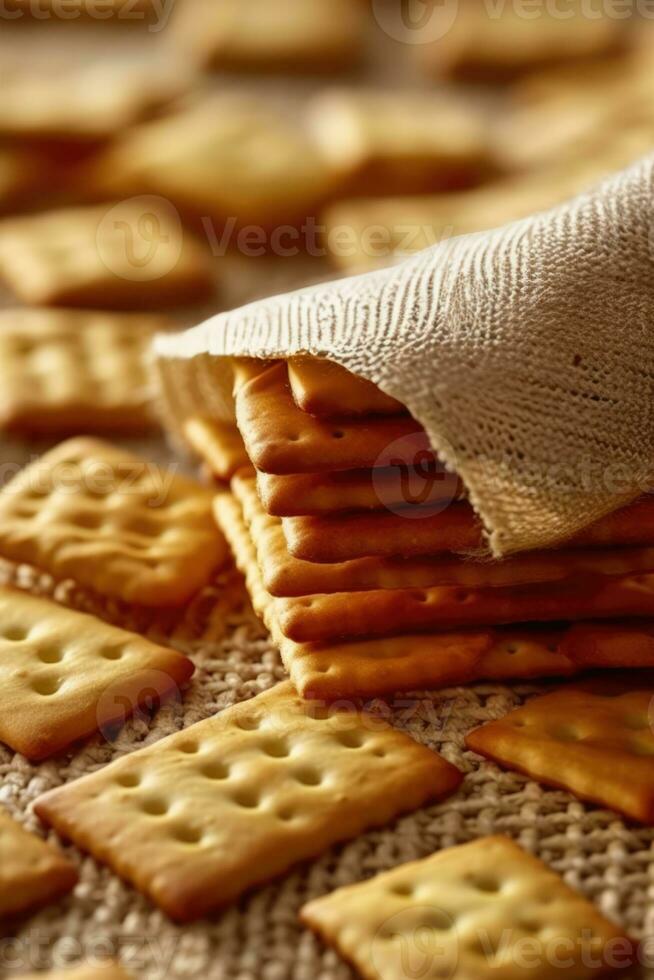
[274, 574, 654, 644]
[0, 202, 214, 309]
[466, 677, 654, 823]
[92, 96, 336, 231]
[0, 438, 227, 606]
[236, 361, 426, 475]
[184, 417, 249, 481]
[0, 807, 78, 919]
[420, 5, 627, 82]
[301, 835, 634, 980]
[257, 464, 464, 516]
[308, 88, 494, 194]
[0, 587, 194, 760]
[214, 489, 654, 699]
[0, 66, 188, 142]
[287, 355, 404, 418]
[284, 497, 654, 562]
[19, 965, 132, 980]
[171, 0, 366, 72]
[35, 681, 462, 921]
[0, 308, 167, 435]
[235, 471, 654, 596]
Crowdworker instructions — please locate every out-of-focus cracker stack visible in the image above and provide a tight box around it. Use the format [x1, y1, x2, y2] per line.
[210, 356, 654, 700]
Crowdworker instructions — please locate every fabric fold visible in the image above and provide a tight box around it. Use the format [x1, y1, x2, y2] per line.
[155, 155, 654, 557]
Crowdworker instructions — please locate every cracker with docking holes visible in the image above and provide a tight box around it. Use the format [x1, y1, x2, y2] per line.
[236, 362, 425, 474]
[20, 965, 132, 980]
[0, 588, 193, 760]
[215, 492, 654, 699]
[0, 806, 78, 918]
[419, 4, 627, 82]
[0, 438, 227, 606]
[171, 0, 366, 73]
[0, 66, 189, 142]
[184, 418, 249, 481]
[308, 89, 494, 195]
[274, 573, 654, 644]
[0, 308, 168, 435]
[287, 356, 405, 418]
[92, 96, 336, 231]
[257, 464, 464, 516]
[284, 496, 654, 562]
[300, 835, 634, 980]
[234, 471, 654, 596]
[466, 677, 654, 823]
[34, 681, 462, 921]
[0, 203, 214, 310]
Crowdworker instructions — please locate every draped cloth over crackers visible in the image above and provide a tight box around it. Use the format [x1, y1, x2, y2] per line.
[155, 156, 654, 558]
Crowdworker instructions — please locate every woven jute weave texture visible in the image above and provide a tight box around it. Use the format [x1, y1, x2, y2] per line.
[1, 558, 653, 980]
[155, 155, 654, 559]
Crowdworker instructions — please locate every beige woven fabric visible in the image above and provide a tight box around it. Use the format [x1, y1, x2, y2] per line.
[155, 155, 654, 557]
[3, 556, 654, 979]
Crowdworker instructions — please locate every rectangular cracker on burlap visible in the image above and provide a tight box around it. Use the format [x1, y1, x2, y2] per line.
[0, 807, 78, 918]
[0, 437, 227, 606]
[308, 89, 494, 196]
[20, 965, 132, 980]
[0, 587, 194, 760]
[234, 470, 654, 596]
[171, 0, 366, 73]
[466, 676, 654, 823]
[257, 463, 464, 516]
[274, 573, 654, 644]
[0, 203, 214, 310]
[184, 417, 249, 481]
[34, 681, 462, 921]
[214, 488, 654, 699]
[300, 835, 635, 980]
[0, 308, 168, 435]
[235, 361, 426, 474]
[286, 356, 405, 418]
[284, 496, 654, 562]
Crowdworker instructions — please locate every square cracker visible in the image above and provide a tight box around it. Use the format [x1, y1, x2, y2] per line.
[419, 5, 627, 81]
[0, 308, 168, 435]
[0, 587, 194, 760]
[234, 470, 654, 596]
[273, 572, 654, 644]
[300, 835, 634, 979]
[20, 965, 132, 980]
[0, 437, 227, 606]
[184, 417, 249, 482]
[287, 356, 405, 418]
[308, 89, 494, 196]
[0, 807, 78, 919]
[466, 676, 654, 823]
[171, 0, 366, 73]
[0, 66, 188, 143]
[34, 681, 462, 921]
[284, 496, 654, 563]
[214, 491, 654, 700]
[257, 465, 464, 516]
[0, 203, 214, 310]
[236, 361, 425, 475]
[92, 96, 336, 231]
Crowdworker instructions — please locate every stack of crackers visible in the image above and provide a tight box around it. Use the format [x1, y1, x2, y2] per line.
[205, 356, 654, 701]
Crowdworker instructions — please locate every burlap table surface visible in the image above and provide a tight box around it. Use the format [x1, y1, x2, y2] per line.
[2, 544, 653, 980]
[156, 154, 654, 558]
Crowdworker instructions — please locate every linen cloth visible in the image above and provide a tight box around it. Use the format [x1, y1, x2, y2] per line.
[156, 155, 654, 557]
